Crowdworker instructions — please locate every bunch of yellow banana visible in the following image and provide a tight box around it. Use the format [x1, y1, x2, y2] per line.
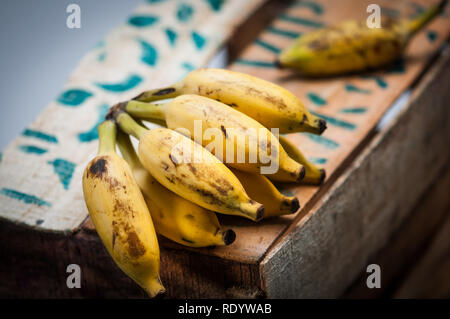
[82, 120, 164, 298]
[277, 0, 447, 76]
[82, 68, 327, 296]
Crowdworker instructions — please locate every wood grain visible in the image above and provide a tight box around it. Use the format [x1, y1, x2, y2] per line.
[343, 164, 450, 298]
[260, 46, 450, 298]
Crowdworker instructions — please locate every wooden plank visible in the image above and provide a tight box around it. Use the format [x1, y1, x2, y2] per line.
[259, 46, 450, 298]
[2, 41, 448, 299]
[343, 164, 450, 299]
[171, 0, 450, 264]
[392, 211, 450, 298]
[0, 0, 265, 233]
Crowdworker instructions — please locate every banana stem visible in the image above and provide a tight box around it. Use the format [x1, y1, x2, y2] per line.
[133, 83, 182, 102]
[116, 112, 148, 140]
[97, 120, 117, 155]
[126, 100, 167, 121]
[406, 0, 447, 35]
[116, 131, 142, 170]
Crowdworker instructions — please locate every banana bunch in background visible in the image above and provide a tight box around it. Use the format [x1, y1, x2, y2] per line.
[82, 68, 327, 297]
[277, 0, 447, 76]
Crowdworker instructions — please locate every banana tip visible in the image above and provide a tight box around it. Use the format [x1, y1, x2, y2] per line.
[319, 168, 326, 185]
[274, 59, 283, 69]
[290, 197, 300, 213]
[256, 205, 265, 221]
[152, 289, 167, 299]
[297, 166, 306, 182]
[318, 119, 327, 135]
[222, 229, 236, 246]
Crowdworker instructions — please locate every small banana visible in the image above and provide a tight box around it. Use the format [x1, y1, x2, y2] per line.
[82, 120, 164, 298]
[230, 168, 300, 218]
[111, 110, 264, 221]
[279, 135, 326, 185]
[132, 68, 327, 134]
[122, 95, 306, 183]
[116, 131, 236, 247]
[277, 0, 447, 76]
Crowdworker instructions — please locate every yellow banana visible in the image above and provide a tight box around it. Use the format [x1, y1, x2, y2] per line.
[277, 0, 447, 76]
[123, 95, 305, 183]
[279, 135, 326, 185]
[112, 110, 264, 221]
[230, 168, 300, 218]
[116, 131, 236, 247]
[132, 68, 327, 134]
[82, 120, 164, 298]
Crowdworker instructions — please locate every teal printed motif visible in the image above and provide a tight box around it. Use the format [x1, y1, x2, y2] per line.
[308, 157, 327, 164]
[267, 26, 301, 39]
[191, 31, 207, 50]
[57, 89, 93, 107]
[0, 188, 51, 207]
[95, 74, 143, 92]
[181, 62, 196, 72]
[147, 0, 166, 3]
[361, 75, 388, 89]
[206, 0, 225, 11]
[234, 59, 276, 68]
[340, 107, 367, 114]
[304, 132, 339, 149]
[255, 39, 282, 54]
[291, 1, 324, 15]
[128, 15, 159, 27]
[0, 152, 2, 163]
[279, 14, 324, 28]
[307, 92, 326, 106]
[310, 111, 356, 130]
[97, 51, 106, 62]
[18, 145, 48, 155]
[47, 158, 76, 190]
[427, 30, 438, 42]
[345, 84, 371, 94]
[22, 129, 58, 144]
[139, 39, 158, 66]
[177, 3, 194, 22]
[78, 104, 110, 143]
[165, 28, 178, 47]
[275, 185, 295, 197]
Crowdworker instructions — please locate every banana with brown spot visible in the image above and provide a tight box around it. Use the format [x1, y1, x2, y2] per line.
[132, 68, 326, 134]
[123, 95, 306, 183]
[116, 131, 236, 247]
[277, 0, 447, 76]
[230, 168, 300, 218]
[113, 111, 264, 221]
[82, 120, 164, 298]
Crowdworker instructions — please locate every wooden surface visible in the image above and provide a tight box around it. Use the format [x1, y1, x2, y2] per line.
[260, 46, 450, 298]
[344, 163, 450, 298]
[1, 0, 450, 298]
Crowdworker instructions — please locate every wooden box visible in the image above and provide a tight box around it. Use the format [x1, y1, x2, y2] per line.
[1, 0, 449, 298]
